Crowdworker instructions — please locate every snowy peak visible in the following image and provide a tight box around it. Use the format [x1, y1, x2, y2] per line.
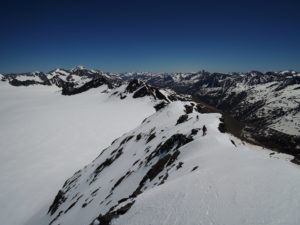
[279, 70, 297, 75]
[43, 99, 300, 225]
[61, 75, 117, 96]
[50, 68, 70, 76]
[1, 67, 118, 90]
[48, 67, 116, 90]
[71, 65, 85, 72]
[107, 79, 191, 112]
[45, 101, 221, 225]
[3, 72, 51, 86]
[124, 79, 179, 102]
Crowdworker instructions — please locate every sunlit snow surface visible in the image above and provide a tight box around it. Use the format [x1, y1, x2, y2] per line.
[35, 101, 300, 225]
[1, 81, 300, 225]
[0, 82, 154, 225]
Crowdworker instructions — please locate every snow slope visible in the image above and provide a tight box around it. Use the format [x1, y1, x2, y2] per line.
[114, 137, 300, 225]
[0, 82, 155, 225]
[36, 100, 300, 225]
[1, 70, 300, 225]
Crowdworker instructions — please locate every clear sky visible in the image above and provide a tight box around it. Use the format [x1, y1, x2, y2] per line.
[0, 0, 299, 73]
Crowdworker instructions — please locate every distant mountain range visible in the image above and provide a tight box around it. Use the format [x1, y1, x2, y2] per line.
[123, 70, 300, 162]
[1, 67, 299, 162]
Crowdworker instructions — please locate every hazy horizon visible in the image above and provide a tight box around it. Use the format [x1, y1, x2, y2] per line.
[1, 65, 299, 75]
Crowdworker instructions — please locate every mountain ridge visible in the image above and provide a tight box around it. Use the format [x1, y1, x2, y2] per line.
[28, 90, 300, 225]
[1, 67, 299, 161]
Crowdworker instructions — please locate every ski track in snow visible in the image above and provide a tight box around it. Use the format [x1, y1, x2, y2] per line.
[0, 83, 154, 225]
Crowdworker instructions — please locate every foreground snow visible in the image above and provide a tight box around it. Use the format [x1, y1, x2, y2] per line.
[35, 100, 300, 225]
[0, 83, 155, 225]
[113, 138, 300, 225]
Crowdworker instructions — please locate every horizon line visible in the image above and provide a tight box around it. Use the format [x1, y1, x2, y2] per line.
[1, 66, 298, 75]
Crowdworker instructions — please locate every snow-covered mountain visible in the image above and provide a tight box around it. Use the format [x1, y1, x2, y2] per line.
[119, 70, 300, 160]
[1, 68, 300, 225]
[0, 76, 186, 225]
[2, 67, 120, 91]
[30, 91, 300, 225]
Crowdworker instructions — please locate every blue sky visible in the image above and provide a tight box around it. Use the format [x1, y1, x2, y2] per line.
[0, 0, 299, 73]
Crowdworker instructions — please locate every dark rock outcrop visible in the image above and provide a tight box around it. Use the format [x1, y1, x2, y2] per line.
[62, 77, 114, 95]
